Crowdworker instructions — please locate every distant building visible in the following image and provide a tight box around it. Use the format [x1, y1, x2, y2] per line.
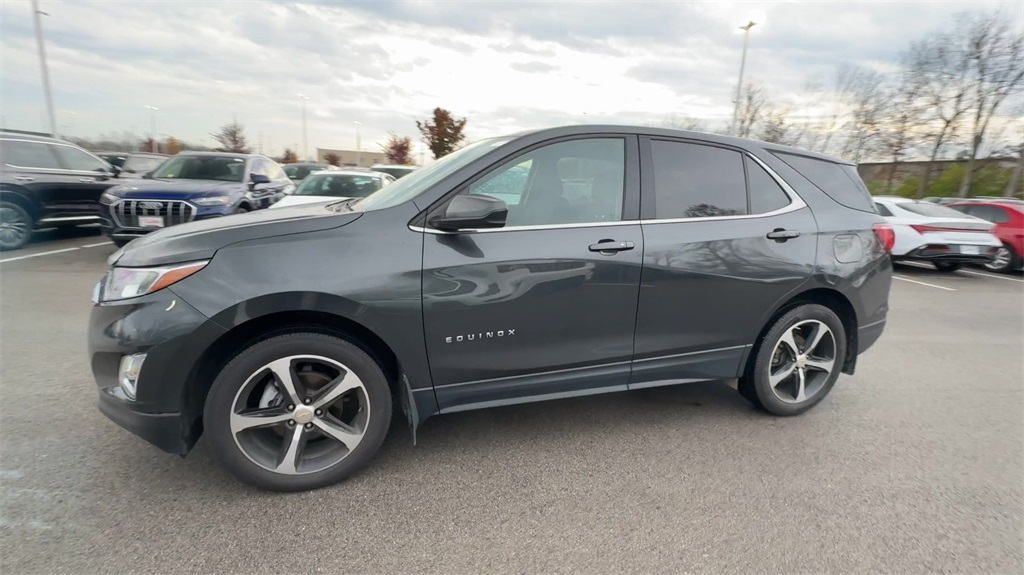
[316, 148, 386, 167]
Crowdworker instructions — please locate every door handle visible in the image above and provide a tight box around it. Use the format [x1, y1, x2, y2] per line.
[78, 178, 96, 183]
[589, 240, 635, 254]
[766, 228, 801, 242]
[14, 176, 34, 182]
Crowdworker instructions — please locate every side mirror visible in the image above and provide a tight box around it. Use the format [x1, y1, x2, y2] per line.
[142, 171, 153, 179]
[250, 174, 272, 185]
[429, 194, 508, 231]
[109, 164, 122, 178]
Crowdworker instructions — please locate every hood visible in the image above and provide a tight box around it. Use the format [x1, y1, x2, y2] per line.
[107, 179, 242, 199]
[110, 202, 363, 267]
[270, 195, 350, 209]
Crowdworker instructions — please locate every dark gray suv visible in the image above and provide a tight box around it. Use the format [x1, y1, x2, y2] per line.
[88, 125, 893, 491]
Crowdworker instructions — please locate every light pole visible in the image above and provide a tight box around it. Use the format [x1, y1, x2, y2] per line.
[31, 0, 57, 137]
[354, 121, 362, 166]
[731, 20, 757, 136]
[297, 93, 309, 161]
[144, 105, 159, 152]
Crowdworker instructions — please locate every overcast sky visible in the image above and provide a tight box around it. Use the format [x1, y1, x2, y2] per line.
[1, 0, 1021, 158]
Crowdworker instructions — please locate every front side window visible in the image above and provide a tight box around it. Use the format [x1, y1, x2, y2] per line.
[0, 140, 61, 169]
[54, 145, 111, 173]
[295, 174, 383, 198]
[150, 155, 246, 182]
[649, 140, 747, 218]
[466, 138, 625, 227]
[265, 161, 288, 181]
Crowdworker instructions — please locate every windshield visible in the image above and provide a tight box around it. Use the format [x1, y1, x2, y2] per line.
[354, 137, 513, 211]
[123, 155, 166, 174]
[899, 201, 972, 218]
[283, 164, 323, 180]
[150, 155, 246, 182]
[296, 173, 382, 198]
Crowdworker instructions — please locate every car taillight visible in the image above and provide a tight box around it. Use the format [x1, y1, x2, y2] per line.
[873, 223, 895, 253]
[910, 224, 987, 234]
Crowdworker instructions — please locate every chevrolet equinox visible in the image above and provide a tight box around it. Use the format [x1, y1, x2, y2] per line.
[88, 125, 893, 491]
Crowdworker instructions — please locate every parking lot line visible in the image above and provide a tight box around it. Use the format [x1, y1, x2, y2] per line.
[957, 269, 1024, 283]
[0, 241, 112, 264]
[893, 275, 957, 291]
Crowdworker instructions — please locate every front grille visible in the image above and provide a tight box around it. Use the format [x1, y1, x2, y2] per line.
[111, 200, 196, 228]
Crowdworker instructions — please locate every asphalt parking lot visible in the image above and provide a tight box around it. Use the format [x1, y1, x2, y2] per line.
[1, 228, 1021, 574]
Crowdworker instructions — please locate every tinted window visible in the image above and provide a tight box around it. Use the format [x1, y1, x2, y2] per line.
[0, 140, 61, 169]
[650, 141, 746, 218]
[295, 174, 382, 198]
[54, 145, 111, 172]
[899, 201, 975, 218]
[746, 157, 790, 214]
[874, 202, 894, 217]
[466, 138, 624, 226]
[150, 155, 246, 182]
[774, 152, 874, 212]
[966, 205, 1011, 224]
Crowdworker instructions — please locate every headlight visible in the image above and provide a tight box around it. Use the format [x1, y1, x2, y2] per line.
[101, 260, 209, 302]
[193, 196, 231, 206]
[100, 192, 120, 204]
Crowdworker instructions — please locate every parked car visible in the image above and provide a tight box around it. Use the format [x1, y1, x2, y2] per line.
[98, 152, 294, 247]
[119, 152, 170, 178]
[370, 164, 418, 179]
[270, 170, 395, 209]
[0, 129, 122, 250]
[88, 125, 892, 491]
[872, 196, 1001, 271]
[282, 162, 338, 182]
[947, 200, 1024, 273]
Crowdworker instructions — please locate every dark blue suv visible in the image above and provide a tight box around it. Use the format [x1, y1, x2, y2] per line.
[99, 152, 294, 246]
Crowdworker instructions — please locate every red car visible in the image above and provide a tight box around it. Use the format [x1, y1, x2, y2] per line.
[948, 200, 1024, 273]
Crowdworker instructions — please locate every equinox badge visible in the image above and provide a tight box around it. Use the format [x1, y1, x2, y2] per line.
[445, 329, 516, 343]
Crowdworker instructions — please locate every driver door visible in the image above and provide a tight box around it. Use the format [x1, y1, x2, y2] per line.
[421, 136, 644, 413]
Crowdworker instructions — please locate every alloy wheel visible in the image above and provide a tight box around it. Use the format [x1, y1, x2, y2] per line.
[230, 355, 369, 475]
[0, 205, 30, 249]
[767, 320, 837, 404]
[985, 247, 1011, 272]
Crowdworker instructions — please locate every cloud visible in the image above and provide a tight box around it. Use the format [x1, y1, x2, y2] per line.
[1, 0, 1020, 157]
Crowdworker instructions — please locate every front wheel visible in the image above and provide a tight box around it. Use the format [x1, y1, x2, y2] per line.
[0, 201, 32, 251]
[984, 245, 1019, 273]
[933, 262, 961, 272]
[204, 332, 392, 492]
[738, 304, 847, 416]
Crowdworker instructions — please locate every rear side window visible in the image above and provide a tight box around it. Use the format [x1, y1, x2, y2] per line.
[899, 201, 974, 218]
[650, 141, 747, 218]
[746, 157, 790, 214]
[774, 152, 874, 213]
[874, 202, 893, 217]
[967, 205, 1011, 224]
[0, 140, 61, 169]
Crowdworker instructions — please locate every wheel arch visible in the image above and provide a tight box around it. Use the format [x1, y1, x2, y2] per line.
[744, 287, 859, 377]
[0, 186, 39, 219]
[180, 304, 424, 450]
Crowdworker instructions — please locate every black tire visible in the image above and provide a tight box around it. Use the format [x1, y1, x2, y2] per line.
[203, 332, 393, 492]
[0, 201, 33, 251]
[738, 304, 847, 416]
[112, 238, 131, 248]
[933, 262, 961, 272]
[234, 205, 249, 214]
[984, 244, 1019, 274]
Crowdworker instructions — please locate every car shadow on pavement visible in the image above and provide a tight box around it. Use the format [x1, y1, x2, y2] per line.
[133, 380, 774, 495]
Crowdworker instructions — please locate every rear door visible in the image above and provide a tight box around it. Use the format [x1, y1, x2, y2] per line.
[630, 138, 817, 388]
[49, 143, 119, 218]
[421, 136, 643, 412]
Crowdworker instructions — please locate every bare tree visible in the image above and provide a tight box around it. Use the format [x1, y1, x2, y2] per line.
[760, 108, 805, 146]
[838, 65, 888, 163]
[732, 82, 767, 139]
[663, 114, 710, 132]
[211, 120, 251, 153]
[879, 60, 928, 193]
[956, 12, 1024, 197]
[1006, 143, 1024, 198]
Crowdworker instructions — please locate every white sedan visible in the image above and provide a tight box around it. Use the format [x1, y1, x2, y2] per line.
[271, 170, 395, 209]
[873, 196, 1001, 272]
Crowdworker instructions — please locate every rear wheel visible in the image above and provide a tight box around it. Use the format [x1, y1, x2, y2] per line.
[933, 262, 961, 272]
[204, 332, 392, 491]
[0, 201, 32, 251]
[984, 244, 1018, 273]
[738, 304, 847, 416]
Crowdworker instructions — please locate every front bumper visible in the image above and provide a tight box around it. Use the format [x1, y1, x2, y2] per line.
[88, 285, 226, 454]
